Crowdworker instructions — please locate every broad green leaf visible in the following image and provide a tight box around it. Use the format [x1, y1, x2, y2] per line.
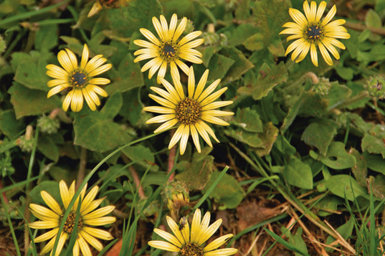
[0, 110, 24, 139]
[243, 33, 264, 51]
[12, 51, 51, 91]
[48, 166, 76, 183]
[325, 174, 367, 201]
[100, 93, 123, 119]
[283, 156, 313, 189]
[315, 195, 341, 217]
[207, 54, 235, 81]
[9, 83, 60, 119]
[238, 62, 288, 100]
[370, 175, 385, 199]
[73, 97, 132, 152]
[107, 53, 144, 94]
[205, 171, 245, 209]
[311, 142, 356, 170]
[176, 148, 216, 191]
[122, 145, 157, 171]
[38, 134, 59, 162]
[225, 24, 257, 47]
[365, 153, 385, 175]
[287, 228, 308, 256]
[105, 0, 162, 37]
[362, 125, 385, 157]
[224, 129, 263, 147]
[220, 47, 254, 82]
[274, 134, 296, 155]
[365, 9, 382, 28]
[301, 119, 338, 156]
[254, 122, 279, 157]
[119, 89, 152, 127]
[35, 24, 58, 51]
[350, 148, 367, 187]
[233, 108, 263, 133]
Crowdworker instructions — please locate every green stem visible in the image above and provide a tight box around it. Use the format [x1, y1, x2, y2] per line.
[24, 127, 39, 256]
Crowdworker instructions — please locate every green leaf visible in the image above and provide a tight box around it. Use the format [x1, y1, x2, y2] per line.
[107, 53, 144, 94]
[362, 125, 385, 157]
[365, 9, 382, 28]
[207, 54, 235, 81]
[243, 33, 264, 51]
[287, 228, 308, 256]
[205, 171, 245, 209]
[73, 97, 132, 152]
[225, 24, 257, 47]
[325, 174, 367, 201]
[365, 153, 385, 175]
[175, 148, 216, 191]
[0, 110, 24, 139]
[301, 119, 338, 156]
[9, 83, 60, 119]
[100, 93, 122, 119]
[35, 24, 58, 51]
[369, 175, 385, 199]
[233, 108, 263, 133]
[350, 148, 367, 187]
[122, 145, 157, 171]
[254, 122, 279, 157]
[220, 47, 254, 82]
[238, 62, 288, 100]
[311, 142, 356, 170]
[224, 129, 263, 147]
[105, 0, 162, 38]
[283, 156, 313, 189]
[37, 134, 60, 162]
[315, 195, 341, 217]
[12, 51, 51, 91]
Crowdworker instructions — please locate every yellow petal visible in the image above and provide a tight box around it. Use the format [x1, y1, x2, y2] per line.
[40, 191, 62, 215]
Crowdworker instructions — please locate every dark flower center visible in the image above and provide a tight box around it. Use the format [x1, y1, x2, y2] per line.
[63, 212, 82, 234]
[160, 42, 178, 61]
[306, 25, 323, 40]
[175, 98, 201, 125]
[180, 243, 204, 256]
[71, 72, 87, 87]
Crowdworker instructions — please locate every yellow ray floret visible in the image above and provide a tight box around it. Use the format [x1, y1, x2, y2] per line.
[143, 66, 233, 155]
[280, 1, 350, 66]
[29, 180, 116, 256]
[46, 44, 112, 112]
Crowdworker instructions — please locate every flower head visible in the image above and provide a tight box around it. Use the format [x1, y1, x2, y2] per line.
[46, 44, 112, 112]
[29, 180, 116, 256]
[148, 209, 238, 256]
[280, 1, 350, 66]
[134, 14, 204, 83]
[143, 67, 233, 155]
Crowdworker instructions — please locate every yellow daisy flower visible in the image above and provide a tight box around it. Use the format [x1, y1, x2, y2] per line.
[134, 14, 204, 83]
[46, 44, 112, 112]
[148, 208, 238, 256]
[280, 1, 350, 66]
[143, 67, 233, 155]
[29, 180, 116, 256]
